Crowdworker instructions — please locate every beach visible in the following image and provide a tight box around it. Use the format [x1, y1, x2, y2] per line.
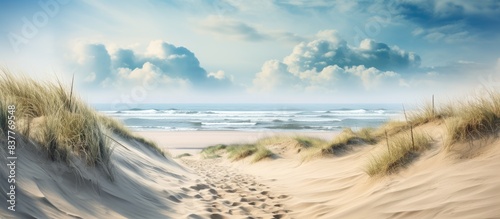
[147, 125, 500, 218]
[2, 72, 500, 218]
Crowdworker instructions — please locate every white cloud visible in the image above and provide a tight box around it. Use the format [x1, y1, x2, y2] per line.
[71, 40, 232, 91]
[208, 70, 228, 80]
[251, 30, 421, 93]
[283, 30, 420, 74]
[252, 60, 300, 92]
[117, 62, 191, 90]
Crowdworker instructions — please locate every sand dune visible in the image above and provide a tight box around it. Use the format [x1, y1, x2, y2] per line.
[183, 123, 500, 218]
[2, 126, 500, 218]
[0, 134, 198, 218]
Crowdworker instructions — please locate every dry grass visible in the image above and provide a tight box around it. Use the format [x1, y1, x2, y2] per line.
[292, 136, 328, 149]
[316, 128, 377, 156]
[444, 93, 500, 149]
[227, 144, 258, 161]
[252, 146, 274, 162]
[298, 128, 377, 161]
[175, 153, 192, 159]
[365, 132, 432, 176]
[376, 121, 408, 137]
[0, 71, 111, 166]
[0, 70, 164, 172]
[99, 115, 167, 156]
[201, 142, 274, 163]
[201, 144, 227, 158]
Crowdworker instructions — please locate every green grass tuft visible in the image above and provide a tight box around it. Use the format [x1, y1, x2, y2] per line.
[444, 93, 500, 149]
[252, 146, 274, 163]
[365, 132, 432, 176]
[227, 144, 257, 161]
[317, 128, 377, 156]
[201, 143, 275, 163]
[201, 144, 227, 158]
[175, 153, 192, 159]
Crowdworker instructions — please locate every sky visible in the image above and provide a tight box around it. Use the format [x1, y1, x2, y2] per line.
[0, 0, 499, 104]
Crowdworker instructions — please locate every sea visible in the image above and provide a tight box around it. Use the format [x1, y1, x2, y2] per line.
[94, 104, 405, 132]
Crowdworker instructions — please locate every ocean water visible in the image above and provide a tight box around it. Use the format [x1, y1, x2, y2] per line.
[94, 104, 404, 132]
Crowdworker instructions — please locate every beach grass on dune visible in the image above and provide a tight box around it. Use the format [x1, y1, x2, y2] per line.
[444, 93, 500, 149]
[0, 72, 110, 166]
[408, 92, 500, 144]
[251, 146, 274, 162]
[201, 142, 274, 163]
[365, 132, 432, 176]
[0, 70, 165, 171]
[227, 144, 258, 160]
[99, 115, 167, 156]
[175, 153, 192, 159]
[304, 128, 377, 159]
[292, 136, 327, 149]
[201, 144, 227, 158]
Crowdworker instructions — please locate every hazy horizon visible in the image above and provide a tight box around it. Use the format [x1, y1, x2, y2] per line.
[1, 0, 499, 104]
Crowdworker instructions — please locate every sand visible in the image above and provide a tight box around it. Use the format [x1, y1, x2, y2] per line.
[2, 127, 500, 218]
[176, 125, 500, 218]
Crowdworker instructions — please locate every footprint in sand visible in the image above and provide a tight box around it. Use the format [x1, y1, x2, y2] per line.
[181, 158, 292, 218]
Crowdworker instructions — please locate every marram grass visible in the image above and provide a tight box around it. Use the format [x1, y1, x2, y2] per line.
[202, 141, 275, 163]
[365, 132, 432, 176]
[0, 70, 166, 170]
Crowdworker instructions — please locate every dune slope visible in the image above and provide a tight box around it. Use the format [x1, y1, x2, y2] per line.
[185, 122, 500, 218]
[0, 134, 200, 219]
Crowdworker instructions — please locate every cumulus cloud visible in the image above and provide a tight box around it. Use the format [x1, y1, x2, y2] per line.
[284, 30, 420, 73]
[71, 40, 232, 91]
[251, 30, 417, 93]
[252, 60, 301, 92]
[198, 16, 304, 43]
[73, 43, 112, 84]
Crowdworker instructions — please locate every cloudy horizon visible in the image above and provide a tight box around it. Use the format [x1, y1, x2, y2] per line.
[1, 0, 499, 104]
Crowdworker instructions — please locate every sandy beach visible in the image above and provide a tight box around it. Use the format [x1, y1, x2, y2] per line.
[2, 72, 500, 218]
[3, 117, 500, 218]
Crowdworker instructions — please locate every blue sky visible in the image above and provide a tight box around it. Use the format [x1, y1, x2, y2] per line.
[1, 0, 499, 104]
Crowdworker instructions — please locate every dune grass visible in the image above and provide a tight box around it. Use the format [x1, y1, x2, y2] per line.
[99, 115, 167, 156]
[201, 144, 227, 158]
[251, 146, 274, 162]
[292, 136, 328, 149]
[444, 93, 500, 149]
[0, 70, 164, 171]
[365, 132, 432, 176]
[305, 128, 377, 158]
[201, 141, 275, 163]
[227, 144, 258, 161]
[175, 153, 192, 159]
[0, 72, 111, 166]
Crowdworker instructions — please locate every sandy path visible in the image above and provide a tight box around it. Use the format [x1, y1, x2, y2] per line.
[181, 157, 292, 219]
